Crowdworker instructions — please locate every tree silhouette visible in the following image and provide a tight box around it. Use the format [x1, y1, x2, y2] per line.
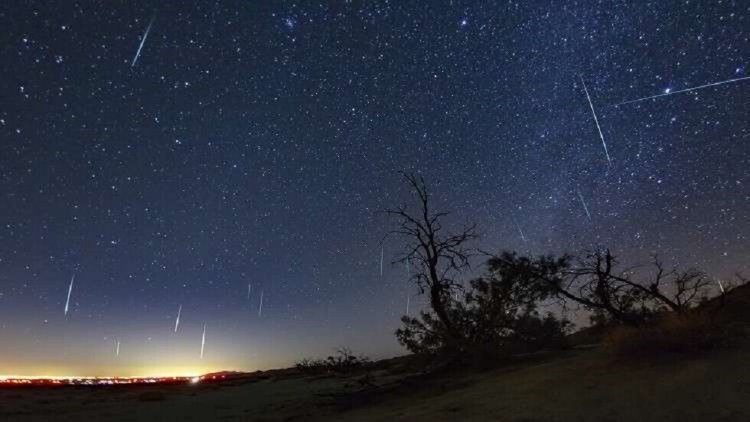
[395, 250, 570, 357]
[489, 249, 715, 327]
[386, 173, 478, 344]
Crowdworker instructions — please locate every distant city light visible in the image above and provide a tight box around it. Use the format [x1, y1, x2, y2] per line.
[0, 372, 228, 387]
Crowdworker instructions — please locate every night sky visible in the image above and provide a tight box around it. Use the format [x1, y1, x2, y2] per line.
[1, 1, 749, 377]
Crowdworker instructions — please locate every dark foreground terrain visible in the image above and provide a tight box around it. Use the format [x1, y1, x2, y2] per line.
[3, 287, 749, 421]
[2, 343, 749, 421]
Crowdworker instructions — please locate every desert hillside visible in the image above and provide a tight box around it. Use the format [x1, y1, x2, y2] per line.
[2, 284, 748, 421]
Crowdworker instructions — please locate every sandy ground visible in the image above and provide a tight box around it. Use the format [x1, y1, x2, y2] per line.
[2, 340, 749, 421]
[0, 375, 348, 421]
[331, 345, 750, 421]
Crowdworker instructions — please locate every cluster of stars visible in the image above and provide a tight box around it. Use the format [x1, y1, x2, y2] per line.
[0, 1, 748, 375]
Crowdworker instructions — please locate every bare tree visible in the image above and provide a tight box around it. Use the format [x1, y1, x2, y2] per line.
[386, 173, 478, 340]
[570, 250, 712, 316]
[496, 249, 715, 326]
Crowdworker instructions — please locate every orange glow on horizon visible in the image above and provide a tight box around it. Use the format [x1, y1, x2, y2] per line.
[0, 365, 235, 380]
[0, 372, 238, 386]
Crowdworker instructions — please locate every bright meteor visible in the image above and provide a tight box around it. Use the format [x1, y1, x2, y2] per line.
[200, 323, 206, 359]
[580, 76, 612, 166]
[64, 274, 75, 316]
[613, 75, 750, 106]
[174, 304, 182, 333]
[131, 13, 156, 67]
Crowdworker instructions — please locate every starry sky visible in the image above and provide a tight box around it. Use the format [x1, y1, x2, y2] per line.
[1, 1, 749, 377]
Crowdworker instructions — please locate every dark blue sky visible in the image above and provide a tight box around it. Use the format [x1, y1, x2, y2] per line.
[0, 1, 748, 376]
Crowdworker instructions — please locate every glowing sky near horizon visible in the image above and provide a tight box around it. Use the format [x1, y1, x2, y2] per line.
[0, 1, 749, 376]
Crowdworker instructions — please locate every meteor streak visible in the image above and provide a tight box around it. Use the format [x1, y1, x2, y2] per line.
[717, 280, 726, 293]
[247, 282, 252, 300]
[380, 245, 384, 276]
[580, 76, 612, 166]
[174, 305, 182, 333]
[200, 323, 206, 359]
[577, 189, 592, 221]
[258, 291, 264, 317]
[64, 274, 75, 316]
[515, 221, 527, 242]
[131, 13, 156, 67]
[115, 340, 120, 357]
[614, 75, 750, 106]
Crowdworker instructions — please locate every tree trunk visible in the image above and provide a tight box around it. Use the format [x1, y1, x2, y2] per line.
[430, 284, 456, 339]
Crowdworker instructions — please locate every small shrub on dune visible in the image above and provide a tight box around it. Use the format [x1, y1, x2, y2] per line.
[604, 311, 743, 358]
[295, 358, 328, 374]
[295, 348, 371, 375]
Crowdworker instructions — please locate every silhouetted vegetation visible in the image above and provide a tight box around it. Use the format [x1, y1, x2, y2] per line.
[389, 175, 747, 363]
[389, 174, 569, 361]
[296, 348, 371, 375]
[386, 173, 478, 353]
[489, 249, 719, 327]
[396, 256, 571, 360]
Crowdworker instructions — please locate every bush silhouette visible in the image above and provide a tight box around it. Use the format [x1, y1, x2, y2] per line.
[396, 254, 570, 361]
[296, 348, 371, 375]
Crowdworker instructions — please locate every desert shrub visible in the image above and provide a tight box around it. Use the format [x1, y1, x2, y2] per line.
[488, 250, 719, 328]
[512, 312, 571, 350]
[324, 347, 371, 372]
[295, 348, 371, 375]
[396, 258, 570, 361]
[295, 358, 328, 373]
[603, 311, 742, 358]
[396, 312, 452, 357]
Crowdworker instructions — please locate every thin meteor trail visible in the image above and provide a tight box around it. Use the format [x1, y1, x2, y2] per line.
[380, 245, 384, 276]
[515, 221, 527, 242]
[717, 280, 726, 293]
[200, 323, 206, 359]
[577, 189, 592, 221]
[580, 76, 612, 166]
[174, 305, 182, 333]
[258, 291, 264, 317]
[116, 340, 120, 357]
[614, 75, 750, 106]
[247, 282, 252, 300]
[64, 274, 75, 316]
[131, 13, 156, 67]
